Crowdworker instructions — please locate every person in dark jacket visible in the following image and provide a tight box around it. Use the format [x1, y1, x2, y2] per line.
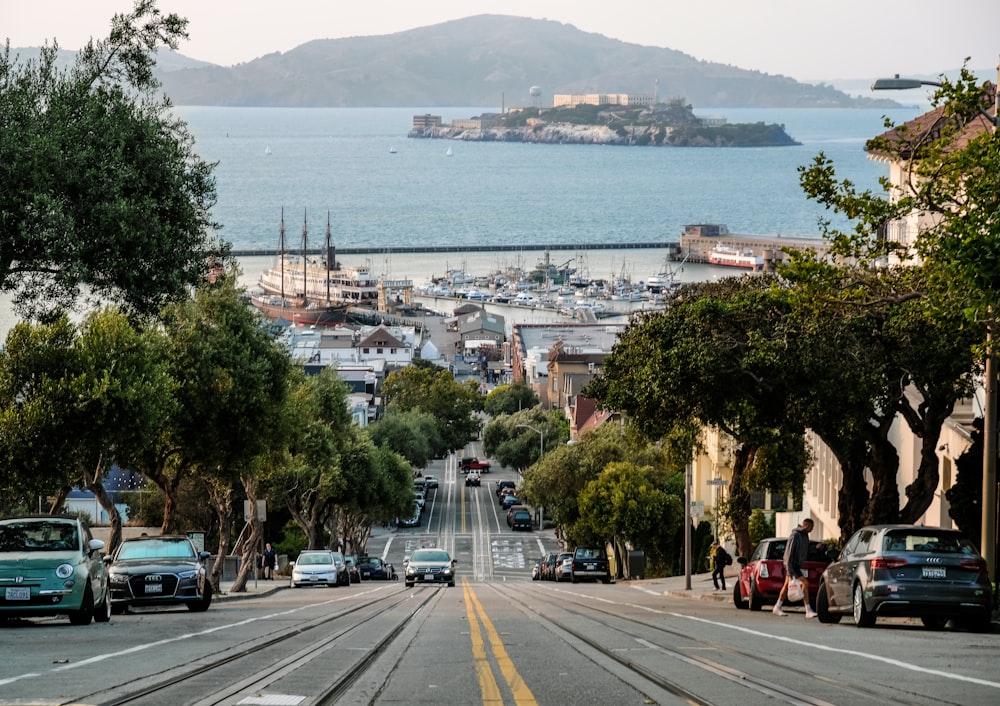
[711, 540, 730, 590]
[772, 518, 817, 618]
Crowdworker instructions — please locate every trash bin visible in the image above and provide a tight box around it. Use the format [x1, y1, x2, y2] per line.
[628, 550, 645, 580]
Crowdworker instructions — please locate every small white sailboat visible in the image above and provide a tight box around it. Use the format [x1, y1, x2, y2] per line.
[445, 146, 453, 156]
[389, 146, 397, 154]
[264, 146, 272, 155]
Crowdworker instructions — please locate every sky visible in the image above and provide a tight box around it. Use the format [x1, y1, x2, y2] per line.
[3, 0, 997, 82]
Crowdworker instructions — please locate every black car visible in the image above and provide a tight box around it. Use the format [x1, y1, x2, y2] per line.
[357, 555, 393, 580]
[510, 509, 532, 531]
[107, 535, 212, 613]
[816, 524, 992, 631]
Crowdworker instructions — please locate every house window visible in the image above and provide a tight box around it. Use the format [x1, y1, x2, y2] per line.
[391, 348, 397, 354]
[377, 348, 383, 354]
[363, 347, 370, 354]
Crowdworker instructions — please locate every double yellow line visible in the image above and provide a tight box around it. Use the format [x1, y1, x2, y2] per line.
[461, 577, 537, 704]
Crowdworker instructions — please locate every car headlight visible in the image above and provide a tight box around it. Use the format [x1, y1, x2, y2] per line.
[56, 563, 74, 579]
[178, 570, 198, 580]
[406, 566, 417, 576]
[442, 567, 452, 576]
[109, 572, 129, 585]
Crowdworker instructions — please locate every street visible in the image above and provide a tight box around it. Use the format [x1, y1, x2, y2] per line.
[2, 451, 998, 705]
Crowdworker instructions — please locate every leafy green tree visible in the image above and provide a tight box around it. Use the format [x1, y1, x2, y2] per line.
[587, 277, 812, 557]
[482, 408, 568, 471]
[484, 382, 539, 416]
[368, 409, 442, 468]
[576, 461, 682, 576]
[0, 0, 225, 320]
[382, 365, 483, 452]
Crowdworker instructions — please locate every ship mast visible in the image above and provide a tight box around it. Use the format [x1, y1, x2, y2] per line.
[301, 209, 308, 299]
[325, 212, 333, 305]
[279, 207, 286, 302]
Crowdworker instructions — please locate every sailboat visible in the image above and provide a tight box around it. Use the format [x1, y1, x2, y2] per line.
[445, 146, 453, 156]
[250, 210, 372, 326]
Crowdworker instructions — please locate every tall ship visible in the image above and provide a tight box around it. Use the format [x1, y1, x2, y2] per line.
[251, 211, 388, 326]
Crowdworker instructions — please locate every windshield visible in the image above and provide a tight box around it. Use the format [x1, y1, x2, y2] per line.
[882, 531, 978, 554]
[297, 552, 333, 565]
[410, 550, 451, 563]
[117, 538, 196, 560]
[0, 519, 79, 552]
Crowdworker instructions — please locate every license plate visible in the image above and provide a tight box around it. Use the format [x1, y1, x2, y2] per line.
[362, 571, 370, 577]
[145, 583, 163, 593]
[922, 567, 946, 579]
[5, 587, 30, 601]
[585, 563, 596, 570]
[424, 573, 435, 581]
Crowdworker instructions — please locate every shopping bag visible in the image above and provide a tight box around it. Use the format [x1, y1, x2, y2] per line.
[787, 577, 804, 602]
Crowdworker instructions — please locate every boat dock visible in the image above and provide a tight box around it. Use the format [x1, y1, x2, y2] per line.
[231, 242, 677, 257]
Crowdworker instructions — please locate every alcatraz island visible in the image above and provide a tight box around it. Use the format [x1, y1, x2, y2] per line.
[409, 93, 800, 147]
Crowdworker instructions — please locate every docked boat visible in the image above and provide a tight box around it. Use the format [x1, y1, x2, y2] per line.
[251, 211, 390, 325]
[707, 243, 764, 270]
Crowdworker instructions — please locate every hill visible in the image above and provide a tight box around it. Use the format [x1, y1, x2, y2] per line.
[151, 15, 898, 109]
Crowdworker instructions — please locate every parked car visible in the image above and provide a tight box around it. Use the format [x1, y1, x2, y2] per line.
[540, 551, 559, 581]
[0, 515, 111, 625]
[403, 548, 457, 587]
[495, 480, 516, 498]
[510, 509, 533, 531]
[554, 552, 574, 582]
[571, 546, 612, 583]
[344, 555, 361, 583]
[465, 471, 481, 487]
[815, 525, 992, 631]
[357, 555, 393, 581]
[107, 535, 213, 612]
[501, 493, 520, 510]
[398, 510, 421, 528]
[290, 550, 345, 588]
[414, 490, 426, 511]
[423, 475, 439, 489]
[506, 504, 528, 526]
[733, 537, 833, 611]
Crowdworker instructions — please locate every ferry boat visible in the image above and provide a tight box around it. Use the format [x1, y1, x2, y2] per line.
[707, 243, 764, 270]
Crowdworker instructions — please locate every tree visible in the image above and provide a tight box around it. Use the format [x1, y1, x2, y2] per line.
[587, 277, 812, 557]
[484, 382, 539, 416]
[381, 365, 482, 452]
[482, 408, 568, 471]
[368, 409, 442, 468]
[0, 0, 225, 320]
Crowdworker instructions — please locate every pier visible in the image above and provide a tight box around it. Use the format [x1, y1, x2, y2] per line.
[230, 242, 678, 257]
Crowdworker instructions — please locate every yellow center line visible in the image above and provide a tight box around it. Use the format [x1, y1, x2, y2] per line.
[463, 577, 539, 705]
[463, 578, 503, 703]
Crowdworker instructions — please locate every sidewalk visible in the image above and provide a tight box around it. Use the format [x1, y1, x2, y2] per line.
[632, 569, 737, 603]
[215, 576, 287, 601]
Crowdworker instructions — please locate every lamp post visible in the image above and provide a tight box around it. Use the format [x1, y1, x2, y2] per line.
[872, 67, 1000, 585]
[515, 424, 545, 465]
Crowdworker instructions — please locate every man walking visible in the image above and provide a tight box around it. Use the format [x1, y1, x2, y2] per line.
[772, 518, 817, 618]
[711, 540, 730, 591]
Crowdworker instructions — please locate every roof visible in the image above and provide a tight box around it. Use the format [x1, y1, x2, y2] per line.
[867, 84, 996, 162]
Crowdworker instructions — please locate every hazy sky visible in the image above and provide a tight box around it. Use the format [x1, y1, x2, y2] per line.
[4, 0, 997, 81]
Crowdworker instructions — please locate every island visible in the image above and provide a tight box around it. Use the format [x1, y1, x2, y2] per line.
[408, 98, 799, 147]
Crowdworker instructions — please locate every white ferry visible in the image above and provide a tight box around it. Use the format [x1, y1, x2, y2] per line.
[706, 243, 764, 270]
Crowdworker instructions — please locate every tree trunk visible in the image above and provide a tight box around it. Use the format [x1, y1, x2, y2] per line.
[48, 485, 73, 514]
[206, 480, 233, 593]
[898, 398, 953, 523]
[728, 445, 756, 558]
[862, 416, 901, 525]
[86, 476, 123, 555]
[231, 475, 262, 593]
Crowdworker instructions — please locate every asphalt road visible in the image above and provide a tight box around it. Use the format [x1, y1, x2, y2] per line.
[3, 450, 998, 705]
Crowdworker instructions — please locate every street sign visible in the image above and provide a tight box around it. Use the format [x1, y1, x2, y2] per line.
[706, 478, 729, 486]
[690, 501, 704, 518]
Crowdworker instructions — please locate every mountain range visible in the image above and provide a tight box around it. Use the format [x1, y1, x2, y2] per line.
[12, 15, 922, 109]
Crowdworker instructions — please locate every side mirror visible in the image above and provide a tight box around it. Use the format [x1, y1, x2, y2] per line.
[736, 557, 748, 567]
[103, 555, 113, 566]
[88, 538, 106, 555]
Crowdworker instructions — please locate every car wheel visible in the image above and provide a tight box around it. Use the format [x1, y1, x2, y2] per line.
[111, 603, 127, 616]
[920, 616, 948, 630]
[733, 581, 747, 609]
[815, 581, 840, 623]
[404, 582, 414, 588]
[748, 578, 763, 612]
[571, 575, 578, 584]
[448, 581, 455, 587]
[958, 612, 993, 633]
[68, 585, 96, 626]
[94, 587, 112, 623]
[853, 583, 875, 627]
[188, 582, 213, 612]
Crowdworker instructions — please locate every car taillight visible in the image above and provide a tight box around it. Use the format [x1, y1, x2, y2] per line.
[870, 557, 908, 570]
[758, 563, 769, 578]
[960, 558, 989, 578]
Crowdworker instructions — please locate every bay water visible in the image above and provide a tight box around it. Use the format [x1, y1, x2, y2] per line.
[2, 105, 925, 335]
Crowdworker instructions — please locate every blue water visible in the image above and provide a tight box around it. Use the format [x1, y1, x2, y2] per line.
[175, 106, 924, 252]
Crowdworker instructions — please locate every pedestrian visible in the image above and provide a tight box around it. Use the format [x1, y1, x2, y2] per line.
[773, 518, 817, 618]
[711, 540, 730, 591]
[262, 542, 277, 580]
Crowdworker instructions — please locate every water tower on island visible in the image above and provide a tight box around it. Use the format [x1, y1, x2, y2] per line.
[529, 85, 542, 108]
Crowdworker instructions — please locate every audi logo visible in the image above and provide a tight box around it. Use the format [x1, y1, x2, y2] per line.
[145, 574, 163, 581]
[926, 558, 943, 564]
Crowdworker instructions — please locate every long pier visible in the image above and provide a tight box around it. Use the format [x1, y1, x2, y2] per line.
[230, 242, 677, 257]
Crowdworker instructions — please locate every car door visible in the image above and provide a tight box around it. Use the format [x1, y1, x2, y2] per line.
[826, 527, 874, 608]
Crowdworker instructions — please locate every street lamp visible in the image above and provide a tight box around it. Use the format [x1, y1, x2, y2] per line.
[515, 424, 544, 465]
[872, 68, 1000, 586]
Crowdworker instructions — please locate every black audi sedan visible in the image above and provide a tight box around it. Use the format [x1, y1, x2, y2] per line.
[106, 535, 213, 613]
[816, 524, 992, 631]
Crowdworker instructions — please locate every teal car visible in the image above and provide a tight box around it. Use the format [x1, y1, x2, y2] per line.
[0, 515, 112, 625]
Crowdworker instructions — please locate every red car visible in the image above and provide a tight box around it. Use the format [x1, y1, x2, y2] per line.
[733, 537, 834, 611]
